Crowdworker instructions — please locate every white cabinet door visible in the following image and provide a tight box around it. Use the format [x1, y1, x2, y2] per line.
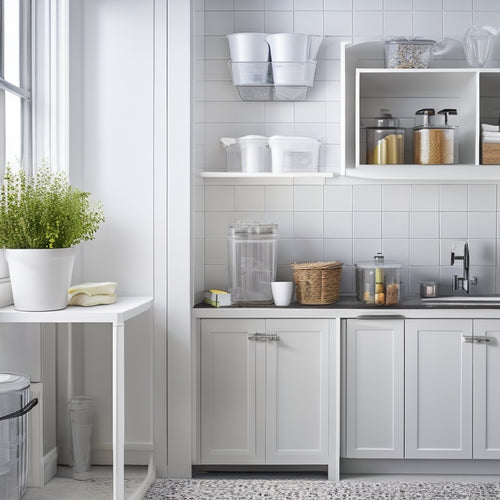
[344, 319, 404, 458]
[265, 319, 330, 464]
[200, 319, 266, 464]
[473, 320, 500, 459]
[405, 319, 473, 459]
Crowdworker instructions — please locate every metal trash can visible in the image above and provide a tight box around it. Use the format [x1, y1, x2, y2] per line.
[68, 396, 94, 480]
[0, 373, 38, 500]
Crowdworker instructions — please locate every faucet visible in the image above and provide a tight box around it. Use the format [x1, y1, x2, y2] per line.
[451, 241, 478, 294]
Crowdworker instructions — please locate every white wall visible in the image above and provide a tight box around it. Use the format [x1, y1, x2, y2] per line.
[194, 1, 500, 301]
[58, 0, 157, 467]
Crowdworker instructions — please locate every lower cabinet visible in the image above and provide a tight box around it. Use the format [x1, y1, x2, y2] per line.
[200, 318, 331, 465]
[344, 318, 500, 460]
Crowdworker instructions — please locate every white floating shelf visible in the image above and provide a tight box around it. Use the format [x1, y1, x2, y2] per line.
[199, 171, 335, 178]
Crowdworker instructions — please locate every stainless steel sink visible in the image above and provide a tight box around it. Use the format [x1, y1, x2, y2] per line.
[422, 296, 500, 303]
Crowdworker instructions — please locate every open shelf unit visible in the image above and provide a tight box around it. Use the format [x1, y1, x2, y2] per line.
[341, 41, 500, 180]
[199, 171, 334, 178]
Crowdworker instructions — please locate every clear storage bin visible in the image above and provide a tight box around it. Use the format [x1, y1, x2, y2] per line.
[228, 222, 278, 304]
[221, 136, 270, 173]
[268, 136, 320, 173]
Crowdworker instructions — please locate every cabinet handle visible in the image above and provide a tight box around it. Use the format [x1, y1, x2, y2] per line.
[355, 315, 406, 320]
[266, 333, 280, 342]
[462, 335, 491, 344]
[248, 333, 267, 342]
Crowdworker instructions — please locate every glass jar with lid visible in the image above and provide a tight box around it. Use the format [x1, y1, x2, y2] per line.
[365, 109, 405, 165]
[355, 253, 402, 305]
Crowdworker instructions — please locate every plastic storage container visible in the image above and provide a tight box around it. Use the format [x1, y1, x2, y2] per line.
[227, 222, 278, 304]
[227, 33, 271, 85]
[0, 373, 38, 500]
[355, 253, 401, 306]
[221, 136, 270, 173]
[385, 38, 436, 68]
[365, 110, 405, 164]
[268, 136, 320, 173]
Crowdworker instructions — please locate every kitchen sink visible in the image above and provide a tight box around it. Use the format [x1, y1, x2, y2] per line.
[422, 296, 500, 303]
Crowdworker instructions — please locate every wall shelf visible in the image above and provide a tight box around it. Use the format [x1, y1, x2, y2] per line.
[199, 171, 335, 178]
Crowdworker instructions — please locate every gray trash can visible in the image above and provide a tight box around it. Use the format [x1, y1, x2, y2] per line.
[0, 373, 38, 500]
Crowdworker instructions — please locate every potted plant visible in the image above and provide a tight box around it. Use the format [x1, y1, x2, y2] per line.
[0, 162, 104, 311]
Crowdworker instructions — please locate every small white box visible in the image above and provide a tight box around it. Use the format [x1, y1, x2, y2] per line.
[268, 136, 320, 173]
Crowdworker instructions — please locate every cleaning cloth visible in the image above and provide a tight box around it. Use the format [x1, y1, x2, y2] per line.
[68, 282, 118, 306]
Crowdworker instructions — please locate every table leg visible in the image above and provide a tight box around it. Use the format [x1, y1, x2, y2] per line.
[113, 321, 125, 500]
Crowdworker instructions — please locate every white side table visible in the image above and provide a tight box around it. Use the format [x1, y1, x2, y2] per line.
[0, 296, 154, 500]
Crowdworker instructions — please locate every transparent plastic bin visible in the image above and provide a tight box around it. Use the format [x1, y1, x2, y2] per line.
[228, 222, 278, 304]
[0, 373, 38, 500]
[268, 136, 320, 173]
[221, 136, 270, 173]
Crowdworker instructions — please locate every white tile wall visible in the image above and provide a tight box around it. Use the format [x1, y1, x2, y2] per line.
[194, 2, 500, 300]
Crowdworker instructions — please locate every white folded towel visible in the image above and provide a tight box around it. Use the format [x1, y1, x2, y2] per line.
[482, 124, 500, 132]
[68, 282, 118, 306]
[70, 293, 117, 306]
[482, 136, 500, 143]
[482, 130, 500, 137]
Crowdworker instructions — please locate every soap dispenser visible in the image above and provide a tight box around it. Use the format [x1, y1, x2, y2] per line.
[413, 108, 458, 164]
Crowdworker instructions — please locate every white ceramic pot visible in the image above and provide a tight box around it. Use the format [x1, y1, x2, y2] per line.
[5, 248, 76, 311]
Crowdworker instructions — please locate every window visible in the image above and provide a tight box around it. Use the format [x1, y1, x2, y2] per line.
[0, 0, 31, 171]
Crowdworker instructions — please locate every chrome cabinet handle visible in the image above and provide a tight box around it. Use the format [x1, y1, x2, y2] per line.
[248, 333, 267, 342]
[463, 335, 491, 344]
[248, 333, 280, 342]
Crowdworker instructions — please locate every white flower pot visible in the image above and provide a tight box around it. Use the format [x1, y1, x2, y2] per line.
[5, 248, 76, 311]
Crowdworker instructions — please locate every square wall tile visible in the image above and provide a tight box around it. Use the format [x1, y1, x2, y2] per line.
[234, 0, 264, 10]
[384, 11, 413, 37]
[277, 239, 295, 265]
[410, 212, 439, 238]
[205, 11, 234, 35]
[468, 239, 496, 266]
[354, 0, 382, 9]
[325, 185, 352, 211]
[353, 212, 382, 238]
[440, 184, 468, 211]
[382, 239, 409, 265]
[265, 0, 293, 9]
[234, 186, 265, 211]
[353, 239, 382, 263]
[265, 185, 294, 211]
[353, 11, 384, 39]
[234, 11, 265, 32]
[324, 212, 353, 238]
[444, 0, 472, 9]
[294, 185, 324, 211]
[294, 11, 325, 36]
[205, 186, 234, 211]
[205, 212, 240, 238]
[205, 265, 229, 292]
[325, 11, 353, 36]
[415, 0, 442, 9]
[443, 11, 473, 38]
[384, 0, 412, 9]
[468, 184, 497, 211]
[440, 212, 468, 239]
[411, 185, 439, 211]
[382, 185, 411, 211]
[469, 211, 497, 238]
[294, 102, 327, 123]
[339, 266, 355, 295]
[268, 212, 294, 238]
[324, 239, 353, 265]
[382, 212, 409, 238]
[414, 11, 443, 39]
[410, 239, 440, 265]
[205, 238, 227, 265]
[265, 11, 294, 32]
[294, 212, 324, 238]
[294, 239, 324, 262]
[325, 0, 353, 9]
[353, 185, 381, 211]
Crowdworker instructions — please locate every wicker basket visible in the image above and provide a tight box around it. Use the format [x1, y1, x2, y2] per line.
[291, 261, 343, 305]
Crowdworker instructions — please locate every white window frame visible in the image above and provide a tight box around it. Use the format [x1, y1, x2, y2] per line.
[32, 0, 68, 173]
[0, 0, 32, 171]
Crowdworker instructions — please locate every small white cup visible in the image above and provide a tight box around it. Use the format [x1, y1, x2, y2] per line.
[271, 281, 294, 307]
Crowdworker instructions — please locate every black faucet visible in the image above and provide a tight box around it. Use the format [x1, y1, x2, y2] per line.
[451, 241, 478, 294]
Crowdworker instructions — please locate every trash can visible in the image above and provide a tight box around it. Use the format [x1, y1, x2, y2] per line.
[0, 373, 38, 500]
[68, 396, 94, 480]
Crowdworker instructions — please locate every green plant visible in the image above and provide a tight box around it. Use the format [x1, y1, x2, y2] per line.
[0, 163, 105, 249]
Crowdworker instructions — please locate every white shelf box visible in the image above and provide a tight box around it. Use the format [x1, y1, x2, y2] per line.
[229, 61, 317, 102]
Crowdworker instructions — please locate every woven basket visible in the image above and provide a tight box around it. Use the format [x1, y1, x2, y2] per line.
[291, 261, 343, 305]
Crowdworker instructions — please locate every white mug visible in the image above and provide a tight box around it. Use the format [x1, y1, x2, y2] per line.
[271, 281, 294, 307]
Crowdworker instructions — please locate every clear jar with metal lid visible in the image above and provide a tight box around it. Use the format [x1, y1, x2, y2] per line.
[365, 110, 405, 164]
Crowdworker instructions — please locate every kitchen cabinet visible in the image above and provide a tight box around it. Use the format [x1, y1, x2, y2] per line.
[405, 319, 473, 459]
[344, 317, 500, 462]
[343, 318, 404, 459]
[342, 41, 500, 180]
[473, 320, 500, 459]
[200, 318, 331, 465]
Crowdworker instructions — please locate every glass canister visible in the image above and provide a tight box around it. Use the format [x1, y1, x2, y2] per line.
[365, 110, 405, 165]
[413, 108, 458, 164]
[227, 221, 278, 304]
[355, 253, 401, 306]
